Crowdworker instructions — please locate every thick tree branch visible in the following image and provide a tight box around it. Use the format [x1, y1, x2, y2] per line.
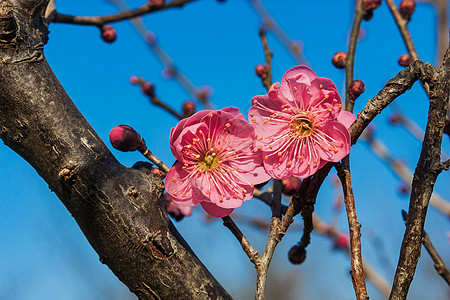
[0, 1, 230, 299]
[349, 60, 436, 145]
[390, 46, 450, 299]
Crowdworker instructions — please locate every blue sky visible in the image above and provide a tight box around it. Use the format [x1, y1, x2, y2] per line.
[0, 1, 449, 299]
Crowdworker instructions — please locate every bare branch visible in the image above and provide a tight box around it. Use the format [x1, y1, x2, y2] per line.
[52, 0, 197, 26]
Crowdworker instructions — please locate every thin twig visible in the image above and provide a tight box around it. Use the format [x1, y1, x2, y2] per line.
[248, 0, 308, 65]
[401, 211, 450, 285]
[361, 129, 450, 217]
[335, 160, 369, 300]
[111, 0, 214, 109]
[345, 0, 365, 113]
[258, 27, 273, 91]
[52, 0, 197, 26]
[222, 216, 261, 265]
[137, 143, 171, 174]
[150, 96, 184, 120]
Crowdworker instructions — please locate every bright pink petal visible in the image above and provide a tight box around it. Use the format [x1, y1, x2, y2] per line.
[200, 202, 234, 218]
[279, 65, 317, 110]
[337, 110, 356, 129]
[172, 122, 208, 162]
[314, 121, 351, 162]
[164, 162, 197, 205]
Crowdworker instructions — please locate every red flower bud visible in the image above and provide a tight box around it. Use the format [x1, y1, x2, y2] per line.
[161, 67, 175, 79]
[196, 86, 212, 103]
[388, 113, 405, 125]
[398, 183, 410, 195]
[101, 25, 117, 43]
[182, 100, 196, 117]
[144, 31, 156, 44]
[399, 0, 416, 19]
[288, 245, 306, 265]
[281, 176, 302, 196]
[109, 125, 142, 152]
[149, 0, 165, 8]
[333, 233, 350, 249]
[398, 54, 411, 67]
[363, 0, 382, 11]
[141, 82, 155, 97]
[348, 79, 365, 100]
[129, 76, 141, 85]
[363, 9, 374, 21]
[255, 64, 268, 79]
[332, 51, 347, 69]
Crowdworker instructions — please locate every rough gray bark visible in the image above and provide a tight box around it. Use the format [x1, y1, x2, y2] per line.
[0, 0, 231, 299]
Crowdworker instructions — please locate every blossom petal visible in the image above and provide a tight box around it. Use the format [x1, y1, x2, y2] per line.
[164, 162, 197, 206]
[314, 121, 351, 162]
[337, 110, 356, 129]
[200, 202, 234, 218]
[279, 65, 317, 110]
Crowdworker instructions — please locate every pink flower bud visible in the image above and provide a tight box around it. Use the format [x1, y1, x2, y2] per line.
[149, 0, 165, 8]
[332, 51, 347, 69]
[161, 67, 175, 79]
[195, 86, 212, 103]
[398, 54, 411, 67]
[144, 31, 156, 44]
[109, 125, 142, 152]
[182, 100, 196, 117]
[398, 183, 410, 195]
[333, 233, 350, 249]
[141, 82, 155, 97]
[129, 76, 141, 85]
[388, 113, 405, 125]
[348, 79, 365, 100]
[363, 0, 382, 11]
[150, 168, 164, 178]
[288, 245, 306, 265]
[399, 0, 416, 19]
[281, 176, 302, 196]
[163, 193, 192, 221]
[255, 64, 268, 79]
[101, 25, 117, 43]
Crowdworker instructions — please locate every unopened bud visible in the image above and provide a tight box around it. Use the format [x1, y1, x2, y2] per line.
[281, 176, 302, 196]
[332, 51, 347, 69]
[129, 76, 142, 85]
[255, 64, 268, 79]
[182, 100, 196, 117]
[161, 67, 175, 79]
[141, 82, 155, 97]
[388, 113, 405, 125]
[109, 125, 142, 152]
[149, 0, 165, 8]
[290, 41, 302, 55]
[398, 183, 410, 195]
[333, 233, 350, 250]
[288, 245, 306, 265]
[101, 25, 117, 43]
[348, 79, 365, 100]
[363, 0, 382, 11]
[399, 0, 416, 19]
[196, 86, 212, 103]
[398, 54, 411, 67]
[363, 9, 374, 21]
[144, 31, 156, 44]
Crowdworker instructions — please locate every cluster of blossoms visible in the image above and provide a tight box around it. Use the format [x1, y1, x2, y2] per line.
[165, 65, 354, 217]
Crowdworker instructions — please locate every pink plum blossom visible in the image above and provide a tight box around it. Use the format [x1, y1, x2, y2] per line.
[163, 193, 192, 221]
[249, 65, 355, 179]
[165, 108, 271, 218]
